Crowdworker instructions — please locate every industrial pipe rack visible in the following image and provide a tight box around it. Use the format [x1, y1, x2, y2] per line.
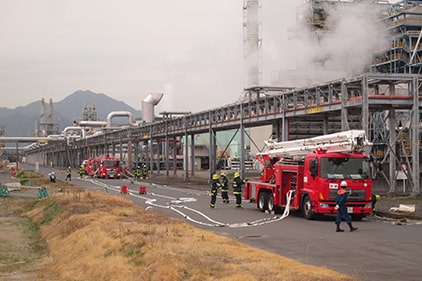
[19, 73, 422, 195]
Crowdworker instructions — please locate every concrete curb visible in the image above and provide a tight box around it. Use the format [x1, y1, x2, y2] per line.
[375, 210, 422, 221]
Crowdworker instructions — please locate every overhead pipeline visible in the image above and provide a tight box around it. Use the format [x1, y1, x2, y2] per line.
[106, 111, 136, 128]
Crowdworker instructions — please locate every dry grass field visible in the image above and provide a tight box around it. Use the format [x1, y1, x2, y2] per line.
[0, 168, 359, 281]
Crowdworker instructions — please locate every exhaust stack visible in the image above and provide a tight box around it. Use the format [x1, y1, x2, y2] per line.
[142, 92, 164, 123]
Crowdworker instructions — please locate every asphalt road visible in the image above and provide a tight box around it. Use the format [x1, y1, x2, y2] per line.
[14, 165, 422, 281]
[65, 175, 421, 281]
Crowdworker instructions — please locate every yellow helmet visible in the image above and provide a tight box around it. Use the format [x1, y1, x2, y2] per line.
[220, 172, 226, 177]
[212, 174, 219, 180]
[234, 172, 240, 178]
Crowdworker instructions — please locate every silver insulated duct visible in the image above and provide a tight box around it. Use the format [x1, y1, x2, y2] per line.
[142, 92, 164, 123]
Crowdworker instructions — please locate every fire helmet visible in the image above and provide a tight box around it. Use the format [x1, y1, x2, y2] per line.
[340, 180, 347, 187]
[234, 172, 240, 178]
[212, 174, 219, 180]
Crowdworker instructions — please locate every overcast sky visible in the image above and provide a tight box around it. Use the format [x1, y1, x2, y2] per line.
[0, 0, 396, 113]
[0, 0, 299, 113]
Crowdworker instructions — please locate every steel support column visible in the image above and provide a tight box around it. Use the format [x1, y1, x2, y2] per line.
[149, 124, 154, 174]
[184, 128, 189, 180]
[389, 109, 397, 193]
[341, 80, 350, 131]
[134, 141, 139, 168]
[127, 140, 132, 174]
[190, 134, 195, 177]
[411, 77, 420, 194]
[173, 137, 177, 176]
[209, 127, 216, 179]
[240, 104, 245, 177]
[322, 115, 328, 135]
[272, 119, 282, 141]
[165, 117, 169, 176]
[362, 75, 370, 155]
[282, 93, 288, 141]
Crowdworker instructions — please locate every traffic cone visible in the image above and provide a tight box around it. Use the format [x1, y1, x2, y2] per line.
[139, 186, 147, 194]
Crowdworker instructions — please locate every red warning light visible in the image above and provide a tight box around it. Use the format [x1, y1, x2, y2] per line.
[316, 147, 327, 154]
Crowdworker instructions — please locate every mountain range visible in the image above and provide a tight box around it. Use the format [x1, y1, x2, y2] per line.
[0, 90, 141, 137]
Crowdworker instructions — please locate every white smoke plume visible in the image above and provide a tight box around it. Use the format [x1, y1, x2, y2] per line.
[263, 1, 390, 87]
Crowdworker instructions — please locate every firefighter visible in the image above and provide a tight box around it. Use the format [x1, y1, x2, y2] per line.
[335, 181, 358, 232]
[49, 171, 56, 183]
[232, 172, 246, 209]
[142, 164, 148, 179]
[134, 166, 141, 181]
[65, 167, 72, 181]
[220, 172, 229, 204]
[372, 194, 381, 212]
[79, 166, 84, 179]
[210, 173, 220, 209]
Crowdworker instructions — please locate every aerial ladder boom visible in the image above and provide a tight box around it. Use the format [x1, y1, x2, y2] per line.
[260, 130, 372, 159]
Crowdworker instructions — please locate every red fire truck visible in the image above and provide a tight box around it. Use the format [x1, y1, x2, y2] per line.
[244, 130, 373, 220]
[82, 155, 121, 179]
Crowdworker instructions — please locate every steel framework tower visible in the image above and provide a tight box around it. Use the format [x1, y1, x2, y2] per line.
[372, 0, 422, 74]
[243, 0, 262, 87]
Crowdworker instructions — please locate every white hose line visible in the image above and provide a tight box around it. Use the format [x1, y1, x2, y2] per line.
[85, 178, 294, 228]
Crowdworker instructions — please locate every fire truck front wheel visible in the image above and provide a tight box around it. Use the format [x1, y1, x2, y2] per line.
[302, 196, 315, 220]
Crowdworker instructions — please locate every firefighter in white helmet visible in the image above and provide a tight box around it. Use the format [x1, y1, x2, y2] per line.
[65, 167, 72, 181]
[335, 181, 358, 232]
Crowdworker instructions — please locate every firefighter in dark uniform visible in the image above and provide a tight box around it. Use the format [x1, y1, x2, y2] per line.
[335, 180, 358, 232]
[79, 166, 84, 179]
[210, 174, 220, 209]
[142, 164, 148, 179]
[49, 171, 56, 183]
[65, 167, 72, 181]
[232, 172, 246, 209]
[134, 166, 141, 181]
[372, 194, 381, 212]
[220, 172, 229, 204]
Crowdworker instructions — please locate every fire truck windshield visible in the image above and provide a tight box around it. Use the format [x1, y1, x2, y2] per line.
[319, 157, 370, 179]
[103, 160, 119, 167]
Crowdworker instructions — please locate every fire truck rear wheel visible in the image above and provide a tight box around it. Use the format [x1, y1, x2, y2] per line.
[258, 192, 267, 212]
[267, 194, 274, 213]
[302, 196, 315, 220]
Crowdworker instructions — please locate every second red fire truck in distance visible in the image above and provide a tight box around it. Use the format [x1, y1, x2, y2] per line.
[244, 130, 374, 220]
[82, 155, 121, 179]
